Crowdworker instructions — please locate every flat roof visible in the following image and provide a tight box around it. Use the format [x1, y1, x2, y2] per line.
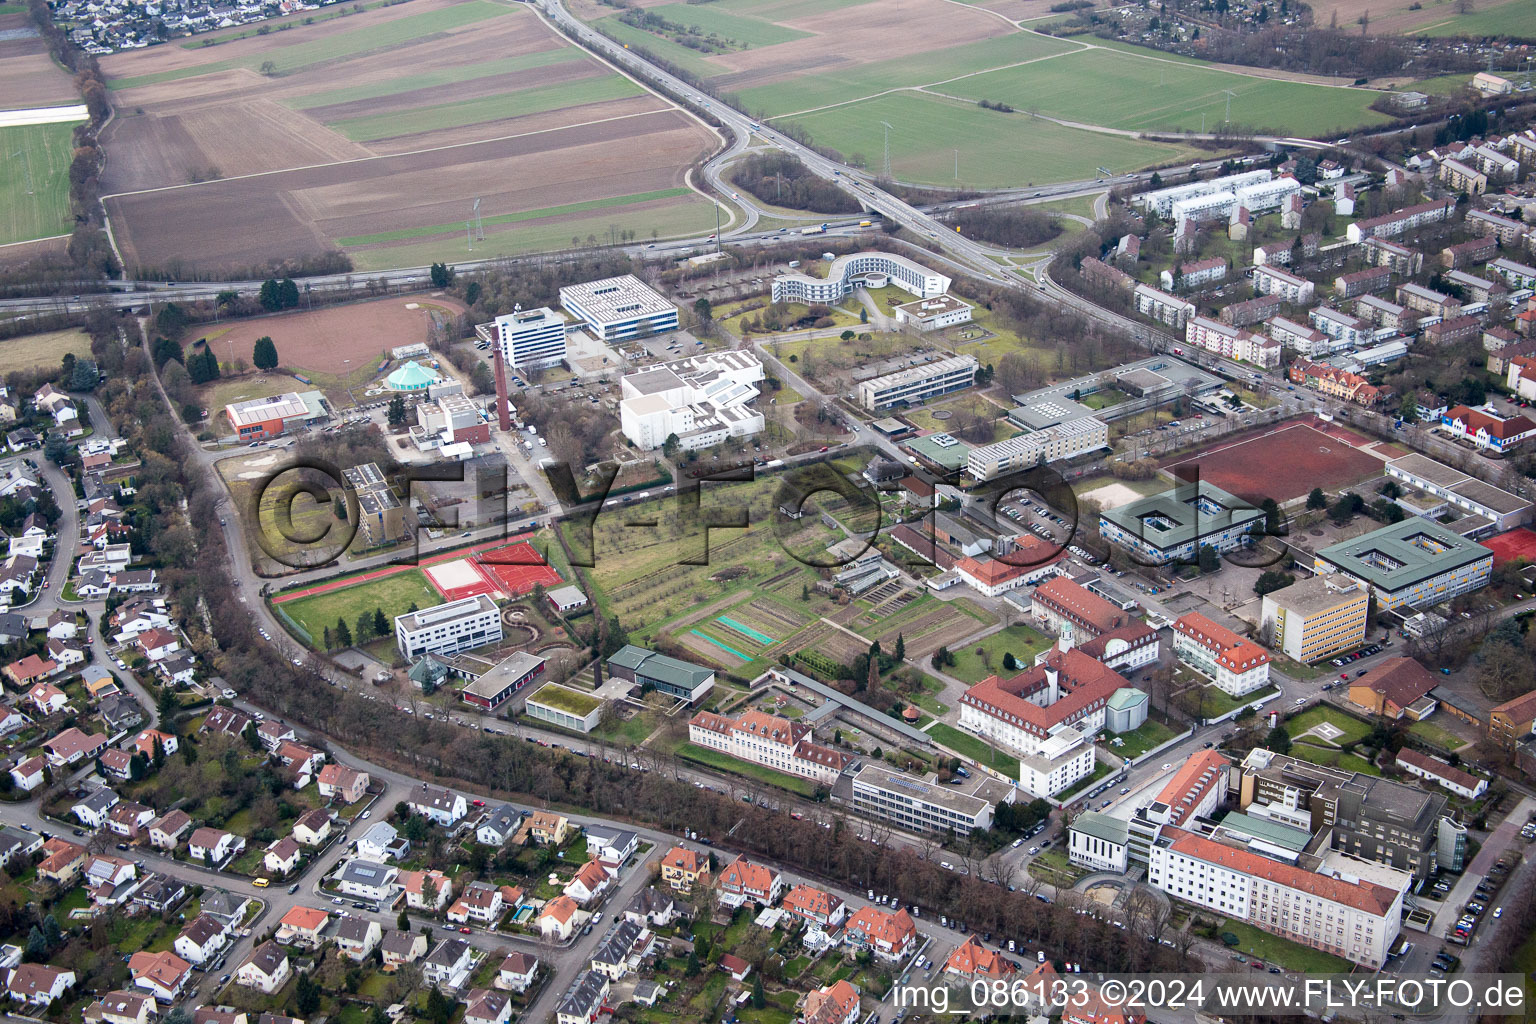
[1099, 480, 1264, 552]
[860, 355, 977, 394]
[1071, 810, 1128, 845]
[1261, 573, 1361, 616]
[227, 392, 307, 427]
[395, 594, 496, 631]
[559, 275, 675, 326]
[1317, 516, 1494, 592]
[463, 651, 546, 698]
[1214, 810, 1313, 852]
[525, 682, 602, 716]
[905, 432, 971, 471]
[850, 762, 992, 818]
[1388, 454, 1531, 517]
[895, 294, 972, 317]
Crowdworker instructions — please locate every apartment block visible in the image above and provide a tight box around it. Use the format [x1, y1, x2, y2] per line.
[1252, 265, 1316, 304]
[1260, 574, 1368, 663]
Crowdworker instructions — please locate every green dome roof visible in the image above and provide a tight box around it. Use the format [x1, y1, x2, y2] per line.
[387, 360, 440, 390]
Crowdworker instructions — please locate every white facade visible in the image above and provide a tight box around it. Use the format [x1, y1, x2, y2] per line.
[687, 710, 849, 786]
[395, 595, 502, 660]
[1171, 624, 1270, 697]
[857, 355, 977, 411]
[495, 307, 567, 370]
[1017, 730, 1097, 799]
[1136, 169, 1272, 217]
[966, 417, 1108, 480]
[892, 295, 973, 332]
[1310, 306, 1372, 347]
[618, 350, 765, 451]
[1252, 265, 1316, 304]
[1133, 284, 1195, 328]
[559, 276, 678, 342]
[772, 252, 949, 305]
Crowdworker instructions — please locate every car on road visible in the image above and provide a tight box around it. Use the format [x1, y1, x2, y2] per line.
[459, 926, 472, 934]
[1294, 698, 1305, 706]
[1161, 763, 1171, 771]
[221, 688, 237, 699]
[1028, 846, 1039, 855]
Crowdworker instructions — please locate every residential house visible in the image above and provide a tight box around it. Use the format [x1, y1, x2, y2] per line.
[73, 787, 120, 828]
[381, 929, 428, 971]
[333, 860, 398, 903]
[447, 881, 504, 925]
[264, 837, 302, 876]
[719, 954, 752, 982]
[43, 727, 106, 766]
[944, 935, 1016, 982]
[132, 729, 178, 760]
[783, 885, 846, 928]
[173, 915, 229, 966]
[400, 868, 452, 911]
[497, 952, 539, 993]
[583, 825, 638, 867]
[421, 938, 474, 990]
[128, 950, 193, 1003]
[335, 917, 382, 961]
[357, 822, 408, 863]
[6, 964, 76, 1006]
[801, 980, 861, 1024]
[83, 854, 139, 905]
[275, 906, 329, 949]
[717, 855, 783, 908]
[131, 874, 187, 915]
[44, 641, 84, 672]
[200, 705, 252, 738]
[86, 990, 156, 1024]
[538, 895, 581, 941]
[292, 807, 332, 847]
[134, 628, 180, 663]
[843, 906, 917, 962]
[99, 749, 134, 781]
[589, 919, 654, 981]
[26, 682, 67, 717]
[4, 655, 58, 688]
[188, 827, 243, 866]
[8, 755, 44, 792]
[624, 887, 679, 929]
[106, 801, 154, 839]
[36, 837, 87, 885]
[235, 943, 290, 994]
[526, 811, 571, 845]
[475, 805, 520, 847]
[564, 858, 614, 905]
[463, 989, 512, 1024]
[316, 763, 369, 804]
[555, 971, 609, 1024]
[147, 810, 191, 851]
[409, 783, 467, 826]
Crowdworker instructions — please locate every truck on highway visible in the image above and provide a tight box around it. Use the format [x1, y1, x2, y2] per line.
[858, 220, 872, 227]
[800, 224, 828, 235]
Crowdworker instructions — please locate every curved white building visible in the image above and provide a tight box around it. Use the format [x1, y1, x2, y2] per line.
[771, 252, 950, 305]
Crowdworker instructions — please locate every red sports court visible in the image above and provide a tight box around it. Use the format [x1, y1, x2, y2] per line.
[1482, 528, 1536, 567]
[423, 540, 561, 601]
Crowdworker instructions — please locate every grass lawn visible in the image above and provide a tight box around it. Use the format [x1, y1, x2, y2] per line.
[1291, 740, 1380, 776]
[646, 2, 812, 46]
[274, 568, 441, 644]
[0, 328, 93, 375]
[1080, 388, 1127, 411]
[946, 43, 1390, 137]
[925, 722, 1020, 776]
[0, 122, 77, 246]
[592, 709, 656, 746]
[1112, 718, 1178, 760]
[339, 187, 696, 246]
[1177, 683, 1278, 721]
[1416, 0, 1536, 36]
[947, 623, 1052, 683]
[1218, 917, 1352, 973]
[779, 92, 1201, 188]
[345, 197, 720, 271]
[1277, 655, 1327, 681]
[677, 741, 817, 797]
[1408, 718, 1466, 751]
[1284, 706, 1371, 746]
[1028, 847, 1088, 888]
[1029, 192, 1102, 221]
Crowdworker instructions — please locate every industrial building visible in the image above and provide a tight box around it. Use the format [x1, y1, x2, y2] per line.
[1098, 481, 1265, 565]
[617, 350, 764, 451]
[1259, 574, 1369, 663]
[394, 595, 503, 660]
[342, 463, 403, 547]
[856, 355, 977, 411]
[1312, 516, 1493, 610]
[491, 307, 568, 369]
[413, 394, 489, 450]
[224, 392, 326, 440]
[771, 251, 950, 305]
[559, 275, 679, 342]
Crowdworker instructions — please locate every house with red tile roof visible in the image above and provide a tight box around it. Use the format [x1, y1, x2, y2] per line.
[1031, 577, 1134, 639]
[1171, 613, 1270, 696]
[782, 884, 845, 928]
[1347, 658, 1437, 720]
[944, 934, 1016, 981]
[275, 906, 330, 948]
[317, 763, 369, 804]
[843, 906, 916, 961]
[1063, 987, 1146, 1024]
[128, 950, 193, 1002]
[659, 846, 709, 893]
[688, 708, 851, 786]
[1395, 749, 1487, 799]
[4, 654, 58, 688]
[716, 855, 784, 909]
[800, 980, 861, 1024]
[1439, 405, 1536, 452]
[43, 726, 106, 766]
[563, 859, 613, 905]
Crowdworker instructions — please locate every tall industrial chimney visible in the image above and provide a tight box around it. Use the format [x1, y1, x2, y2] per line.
[492, 342, 512, 432]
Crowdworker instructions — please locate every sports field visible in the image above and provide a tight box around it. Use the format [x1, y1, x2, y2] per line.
[275, 567, 442, 641]
[1482, 528, 1536, 566]
[782, 93, 1202, 188]
[0, 123, 77, 246]
[1161, 420, 1385, 505]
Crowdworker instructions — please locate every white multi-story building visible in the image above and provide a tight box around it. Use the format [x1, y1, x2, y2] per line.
[394, 595, 502, 660]
[848, 762, 1005, 834]
[1133, 284, 1195, 328]
[1267, 316, 1334, 357]
[1309, 306, 1373, 347]
[1170, 612, 1271, 696]
[1347, 198, 1455, 243]
[771, 252, 949, 305]
[1148, 826, 1408, 969]
[1161, 257, 1228, 292]
[559, 275, 679, 342]
[1251, 265, 1315, 304]
[1135, 169, 1272, 218]
[1181, 315, 1278, 367]
[966, 417, 1108, 480]
[893, 294, 973, 332]
[687, 709, 852, 786]
[618, 350, 765, 451]
[494, 307, 567, 370]
[857, 355, 976, 411]
[1489, 257, 1536, 291]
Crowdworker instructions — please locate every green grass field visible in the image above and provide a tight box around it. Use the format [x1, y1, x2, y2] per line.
[1285, 706, 1371, 746]
[286, 48, 585, 109]
[944, 44, 1391, 135]
[339, 187, 696, 245]
[939, 623, 1053, 684]
[345, 196, 720, 270]
[781, 93, 1200, 187]
[275, 569, 442, 643]
[0, 329, 93, 375]
[735, 32, 1077, 117]
[1113, 718, 1179, 760]
[925, 721, 1021, 776]
[1218, 918, 1353, 973]
[328, 73, 643, 141]
[1408, 717, 1466, 751]
[0, 123, 77, 246]
[108, 0, 505, 88]
[1416, 0, 1536, 36]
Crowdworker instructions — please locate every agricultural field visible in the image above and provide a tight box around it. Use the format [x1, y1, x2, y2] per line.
[0, 328, 93, 374]
[1416, 0, 1536, 36]
[97, 0, 719, 272]
[0, 122, 77, 246]
[0, 8, 81, 112]
[1302, 0, 1536, 36]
